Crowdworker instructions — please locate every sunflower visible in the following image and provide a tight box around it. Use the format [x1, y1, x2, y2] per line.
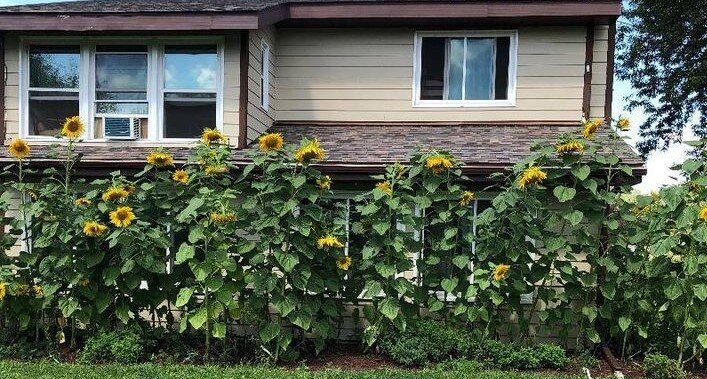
[0, 283, 6, 301]
[109, 206, 136, 228]
[146, 151, 174, 167]
[259, 133, 284, 152]
[172, 169, 189, 184]
[581, 119, 601, 139]
[15, 284, 29, 296]
[425, 155, 454, 175]
[460, 191, 475, 206]
[294, 138, 325, 163]
[210, 212, 236, 224]
[201, 128, 226, 144]
[616, 117, 630, 131]
[83, 221, 108, 237]
[517, 166, 547, 190]
[555, 140, 585, 154]
[75, 197, 92, 207]
[122, 185, 135, 195]
[492, 263, 510, 281]
[102, 186, 129, 202]
[317, 235, 344, 249]
[336, 256, 353, 271]
[61, 116, 85, 139]
[32, 285, 43, 298]
[317, 175, 331, 190]
[376, 181, 392, 196]
[699, 206, 707, 221]
[8, 138, 30, 160]
[205, 165, 229, 175]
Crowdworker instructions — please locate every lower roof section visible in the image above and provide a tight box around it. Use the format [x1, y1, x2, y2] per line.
[0, 122, 646, 179]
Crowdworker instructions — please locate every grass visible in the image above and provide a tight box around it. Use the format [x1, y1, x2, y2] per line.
[0, 361, 583, 379]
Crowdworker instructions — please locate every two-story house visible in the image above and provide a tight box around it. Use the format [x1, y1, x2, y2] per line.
[0, 0, 644, 221]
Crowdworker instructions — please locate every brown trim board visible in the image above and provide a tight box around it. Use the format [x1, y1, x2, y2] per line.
[604, 18, 617, 123]
[0, 32, 4, 142]
[237, 30, 250, 149]
[582, 24, 595, 119]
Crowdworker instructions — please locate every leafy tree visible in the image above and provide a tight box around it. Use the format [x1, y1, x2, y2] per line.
[616, 0, 707, 155]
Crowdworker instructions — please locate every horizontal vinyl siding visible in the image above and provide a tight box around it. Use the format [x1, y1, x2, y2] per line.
[4, 34, 20, 140]
[246, 27, 277, 143]
[223, 33, 241, 144]
[589, 24, 609, 120]
[275, 26, 587, 122]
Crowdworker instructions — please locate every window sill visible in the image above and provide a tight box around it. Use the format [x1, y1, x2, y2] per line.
[14, 137, 202, 148]
[413, 100, 517, 108]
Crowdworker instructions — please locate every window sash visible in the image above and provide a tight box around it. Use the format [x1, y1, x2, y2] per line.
[260, 42, 270, 110]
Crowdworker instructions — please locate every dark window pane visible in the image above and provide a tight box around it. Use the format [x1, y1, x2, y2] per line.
[96, 91, 148, 101]
[28, 95, 79, 136]
[96, 45, 147, 53]
[494, 37, 511, 100]
[29, 45, 79, 89]
[164, 92, 216, 100]
[96, 54, 147, 91]
[419, 37, 445, 100]
[164, 45, 217, 90]
[164, 99, 216, 138]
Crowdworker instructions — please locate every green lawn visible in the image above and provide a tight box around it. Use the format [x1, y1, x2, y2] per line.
[0, 362, 583, 379]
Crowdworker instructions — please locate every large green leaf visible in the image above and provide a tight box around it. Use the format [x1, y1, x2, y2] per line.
[189, 308, 208, 330]
[175, 243, 195, 264]
[175, 287, 194, 307]
[378, 298, 400, 321]
[259, 322, 281, 343]
[553, 186, 576, 203]
[441, 278, 459, 293]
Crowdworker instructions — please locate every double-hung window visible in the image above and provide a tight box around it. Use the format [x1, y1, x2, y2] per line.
[21, 38, 223, 141]
[414, 31, 517, 107]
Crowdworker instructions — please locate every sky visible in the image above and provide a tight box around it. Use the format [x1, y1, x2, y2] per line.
[0, 0, 697, 192]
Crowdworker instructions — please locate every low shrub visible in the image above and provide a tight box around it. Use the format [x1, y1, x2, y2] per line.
[378, 319, 474, 366]
[643, 353, 687, 379]
[78, 329, 144, 364]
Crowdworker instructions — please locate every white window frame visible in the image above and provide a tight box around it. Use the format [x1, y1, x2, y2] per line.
[18, 36, 224, 143]
[412, 30, 518, 108]
[260, 41, 270, 111]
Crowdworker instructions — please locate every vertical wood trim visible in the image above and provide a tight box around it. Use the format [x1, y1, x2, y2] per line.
[238, 30, 249, 149]
[604, 18, 616, 123]
[0, 33, 5, 142]
[582, 24, 594, 119]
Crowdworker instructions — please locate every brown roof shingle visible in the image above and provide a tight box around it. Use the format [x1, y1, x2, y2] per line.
[1, 123, 645, 176]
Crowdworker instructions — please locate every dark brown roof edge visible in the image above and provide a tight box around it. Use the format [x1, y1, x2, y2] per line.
[0, 1, 622, 32]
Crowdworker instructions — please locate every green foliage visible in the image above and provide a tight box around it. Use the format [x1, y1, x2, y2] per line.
[643, 353, 687, 379]
[0, 361, 586, 379]
[617, 0, 707, 155]
[78, 329, 144, 364]
[378, 319, 474, 366]
[472, 341, 569, 370]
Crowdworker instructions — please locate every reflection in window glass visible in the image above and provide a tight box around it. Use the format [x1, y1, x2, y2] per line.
[163, 45, 218, 138]
[28, 91, 79, 136]
[29, 46, 80, 89]
[419, 36, 511, 101]
[95, 48, 148, 115]
[164, 46, 217, 90]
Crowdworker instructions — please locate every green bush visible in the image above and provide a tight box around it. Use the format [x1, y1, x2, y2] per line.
[378, 319, 475, 366]
[643, 353, 687, 379]
[470, 340, 569, 370]
[78, 330, 144, 364]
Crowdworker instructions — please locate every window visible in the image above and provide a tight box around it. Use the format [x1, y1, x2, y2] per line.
[21, 39, 223, 141]
[414, 31, 517, 107]
[260, 42, 270, 110]
[27, 46, 80, 136]
[163, 45, 218, 139]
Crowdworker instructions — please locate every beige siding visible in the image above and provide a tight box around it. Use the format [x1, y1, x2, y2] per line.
[246, 27, 277, 143]
[223, 33, 241, 144]
[4, 34, 20, 141]
[589, 24, 609, 120]
[275, 26, 587, 122]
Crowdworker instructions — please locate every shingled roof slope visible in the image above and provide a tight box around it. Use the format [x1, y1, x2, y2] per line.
[0, 0, 618, 14]
[0, 124, 644, 176]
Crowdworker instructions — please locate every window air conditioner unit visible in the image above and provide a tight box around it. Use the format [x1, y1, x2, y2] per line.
[103, 117, 141, 140]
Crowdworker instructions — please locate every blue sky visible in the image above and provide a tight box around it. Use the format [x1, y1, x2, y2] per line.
[0, 0, 692, 192]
